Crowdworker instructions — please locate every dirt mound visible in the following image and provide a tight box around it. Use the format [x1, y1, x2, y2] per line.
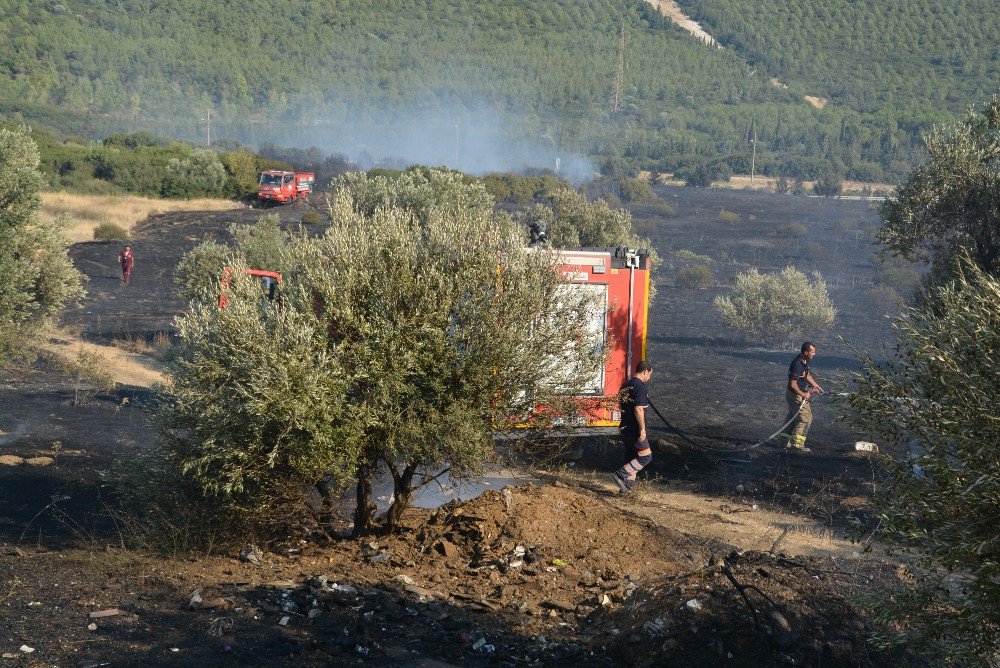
[413, 484, 705, 581]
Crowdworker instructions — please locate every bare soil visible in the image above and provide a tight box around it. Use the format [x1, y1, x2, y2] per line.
[1, 191, 910, 665]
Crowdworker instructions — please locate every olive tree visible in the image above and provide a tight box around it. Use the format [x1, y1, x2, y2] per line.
[714, 267, 835, 346]
[878, 96, 1000, 286]
[0, 126, 84, 362]
[846, 256, 1000, 665]
[161, 170, 603, 537]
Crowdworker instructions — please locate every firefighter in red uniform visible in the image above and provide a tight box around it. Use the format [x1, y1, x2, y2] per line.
[118, 245, 134, 283]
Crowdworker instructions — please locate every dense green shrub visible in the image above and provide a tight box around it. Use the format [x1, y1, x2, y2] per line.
[846, 257, 1000, 664]
[0, 127, 84, 362]
[878, 97, 1000, 288]
[160, 170, 604, 543]
[93, 223, 129, 241]
[718, 209, 741, 224]
[300, 211, 322, 225]
[813, 175, 843, 197]
[774, 223, 807, 238]
[714, 267, 836, 345]
[676, 264, 713, 289]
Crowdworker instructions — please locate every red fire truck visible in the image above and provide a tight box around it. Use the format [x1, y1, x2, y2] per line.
[257, 170, 316, 204]
[539, 246, 652, 431]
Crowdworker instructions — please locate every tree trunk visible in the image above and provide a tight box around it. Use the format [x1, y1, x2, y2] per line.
[353, 458, 378, 536]
[383, 462, 418, 533]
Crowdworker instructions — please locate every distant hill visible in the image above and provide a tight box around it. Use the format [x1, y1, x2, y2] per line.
[0, 0, 995, 182]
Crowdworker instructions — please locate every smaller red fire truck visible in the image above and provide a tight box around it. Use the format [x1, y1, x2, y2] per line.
[257, 170, 316, 204]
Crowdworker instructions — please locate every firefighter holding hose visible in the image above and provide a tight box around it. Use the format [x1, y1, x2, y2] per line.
[782, 341, 823, 452]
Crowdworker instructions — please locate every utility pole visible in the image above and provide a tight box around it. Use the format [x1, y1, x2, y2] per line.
[612, 21, 626, 113]
[750, 127, 757, 184]
[201, 107, 212, 147]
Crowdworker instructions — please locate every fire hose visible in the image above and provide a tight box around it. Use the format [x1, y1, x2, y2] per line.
[647, 392, 833, 455]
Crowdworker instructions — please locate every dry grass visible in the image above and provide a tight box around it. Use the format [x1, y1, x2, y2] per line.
[40, 328, 166, 388]
[41, 192, 240, 243]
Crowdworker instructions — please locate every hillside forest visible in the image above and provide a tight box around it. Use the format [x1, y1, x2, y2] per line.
[0, 0, 997, 182]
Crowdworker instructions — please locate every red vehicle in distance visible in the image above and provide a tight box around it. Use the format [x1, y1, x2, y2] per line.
[257, 170, 316, 204]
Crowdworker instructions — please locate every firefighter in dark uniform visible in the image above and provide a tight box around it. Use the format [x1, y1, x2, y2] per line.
[782, 342, 823, 451]
[611, 360, 654, 494]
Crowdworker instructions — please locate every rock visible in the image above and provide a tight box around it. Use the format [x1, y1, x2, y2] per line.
[502, 488, 514, 511]
[472, 638, 487, 650]
[366, 551, 391, 564]
[195, 597, 230, 611]
[541, 599, 576, 613]
[769, 610, 792, 633]
[561, 565, 580, 579]
[89, 608, 123, 619]
[278, 616, 290, 626]
[87, 623, 98, 631]
[0, 455, 25, 466]
[308, 608, 321, 619]
[239, 545, 264, 565]
[735, 484, 745, 494]
[394, 574, 417, 586]
[25, 456, 54, 466]
[575, 605, 596, 617]
[685, 599, 704, 613]
[598, 593, 613, 607]
[579, 569, 596, 586]
[19, 646, 35, 653]
[437, 539, 460, 559]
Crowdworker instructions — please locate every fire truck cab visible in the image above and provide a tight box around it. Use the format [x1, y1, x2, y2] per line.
[257, 170, 316, 204]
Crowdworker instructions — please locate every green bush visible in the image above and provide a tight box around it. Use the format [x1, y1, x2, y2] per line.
[813, 175, 843, 197]
[300, 211, 323, 225]
[676, 264, 713, 289]
[846, 257, 1000, 663]
[674, 249, 712, 264]
[718, 209, 741, 223]
[863, 284, 903, 313]
[774, 222, 807, 237]
[0, 127, 85, 364]
[160, 170, 605, 543]
[93, 223, 129, 241]
[714, 266, 836, 345]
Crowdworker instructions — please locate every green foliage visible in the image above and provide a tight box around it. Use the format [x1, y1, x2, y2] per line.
[877, 97, 1000, 288]
[846, 257, 1000, 664]
[0, 127, 84, 362]
[160, 170, 603, 541]
[862, 284, 903, 315]
[2, 0, 990, 180]
[812, 175, 843, 197]
[220, 150, 263, 199]
[717, 209, 741, 224]
[174, 238, 230, 303]
[714, 266, 835, 345]
[93, 223, 129, 241]
[300, 211, 323, 225]
[161, 148, 227, 199]
[674, 249, 712, 264]
[676, 264, 714, 289]
[481, 173, 570, 205]
[685, 0, 997, 131]
[58, 349, 116, 406]
[773, 222, 806, 238]
[521, 189, 634, 248]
